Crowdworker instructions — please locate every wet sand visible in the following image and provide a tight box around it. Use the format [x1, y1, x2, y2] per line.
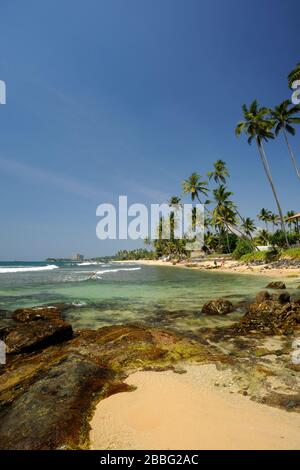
[90, 365, 300, 450]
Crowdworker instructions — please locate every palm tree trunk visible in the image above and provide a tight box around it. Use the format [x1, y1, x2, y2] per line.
[226, 230, 230, 253]
[283, 127, 300, 181]
[256, 139, 290, 248]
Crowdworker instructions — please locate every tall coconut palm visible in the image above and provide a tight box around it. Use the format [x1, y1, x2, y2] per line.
[168, 196, 182, 240]
[258, 208, 272, 231]
[286, 210, 297, 233]
[182, 173, 209, 205]
[204, 231, 217, 252]
[288, 63, 300, 89]
[236, 101, 289, 247]
[256, 229, 270, 246]
[211, 185, 237, 252]
[269, 212, 279, 232]
[207, 159, 229, 184]
[270, 100, 300, 181]
[241, 217, 256, 237]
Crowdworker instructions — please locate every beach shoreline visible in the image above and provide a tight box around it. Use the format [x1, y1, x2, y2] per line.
[90, 364, 300, 450]
[115, 258, 300, 279]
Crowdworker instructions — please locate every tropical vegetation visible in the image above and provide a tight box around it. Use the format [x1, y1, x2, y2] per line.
[116, 62, 300, 262]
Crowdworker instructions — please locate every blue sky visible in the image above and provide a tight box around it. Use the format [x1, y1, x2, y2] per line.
[0, 0, 299, 260]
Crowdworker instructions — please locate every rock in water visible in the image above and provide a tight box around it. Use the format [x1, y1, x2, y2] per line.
[233, 300, 300, 336]
[271, 292, 291, 304]
[255, 291, 271, 303]
[4, 307, 73, 354]
[202, 298, 234, 315]
[265, 281, 286, 290]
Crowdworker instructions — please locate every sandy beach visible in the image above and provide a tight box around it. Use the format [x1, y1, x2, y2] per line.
[119, 259, 300, 278]
[90, 365, 300, 450]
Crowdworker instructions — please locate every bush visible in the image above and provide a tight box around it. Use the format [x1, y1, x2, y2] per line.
[264, 247, 280, 263]
[232, 239, 254, 260]
[240, 251, 266, 262]
[281, 247, 300, 259]
[214, 233, 238, 254]
[270, 230, 300, 248]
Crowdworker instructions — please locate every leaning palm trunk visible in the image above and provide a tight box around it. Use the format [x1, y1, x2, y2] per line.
[283, 127, 300, 181]
[256, 138, 290, 247]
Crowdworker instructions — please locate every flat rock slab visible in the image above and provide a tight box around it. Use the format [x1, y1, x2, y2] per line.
[3, 307, 73, 354]
[0, 353, 116, 450]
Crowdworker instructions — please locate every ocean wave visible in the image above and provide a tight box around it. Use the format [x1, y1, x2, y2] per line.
[72, 301, 87, 307]
[94, 267, 141, 278]
[76, 262, 101, 266]
[0, 265, 59, 274]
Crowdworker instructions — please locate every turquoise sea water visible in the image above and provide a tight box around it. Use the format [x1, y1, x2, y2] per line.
[0, 261, 298, 333]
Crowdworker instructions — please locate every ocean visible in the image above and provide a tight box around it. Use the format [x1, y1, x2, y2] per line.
[0, 261, 297, 333]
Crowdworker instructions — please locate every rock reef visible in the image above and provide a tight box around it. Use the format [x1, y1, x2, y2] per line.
[0, 289, 300, 449]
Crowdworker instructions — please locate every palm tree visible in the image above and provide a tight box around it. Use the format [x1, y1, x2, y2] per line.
[269, 212, 279, 232]
[286, 210, 297, 233]
[258, 208, 272, 231]
[288, 63, 300, 89]
[236, 101, 289, 247]
[182, 173, 209, 204]
[207, 160, 229, 184]
[256, 229, 270, 246]
[168, 196, 182, 208]
[211, 185, 237, 252]
[241, 217, 256, 237]
[270, 100, 300, 181]
[204, 231, 217, 252]
[167, 197, 183, 239]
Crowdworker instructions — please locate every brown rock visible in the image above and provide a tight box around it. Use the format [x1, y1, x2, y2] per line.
[202, 298, 234, 315]
[255, 291, 271, 303]
[0, 353, 116, 450]
[0, 323, 213, 449]
[233, 300, 300, 336]
[265, 281, 286, 290]
[12, 307, 62, 322]
[271, 292, 291, 304]
[5, 307, 73, 354]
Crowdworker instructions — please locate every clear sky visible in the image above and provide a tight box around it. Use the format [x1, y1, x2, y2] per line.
[0, 0, 299, 260]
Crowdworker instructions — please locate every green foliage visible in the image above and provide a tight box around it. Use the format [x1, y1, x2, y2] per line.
[240, 251, 266, 262]
[240, 247, 300, 263]
[288, 62, 300, 89]
[216, 233, 238, 254]
[115, 249, 156, 260]
[232, 238, 254, 260]
[264, 247, 280, 263]
[281, 247, 300, 259]
[269, 230, 300, 248]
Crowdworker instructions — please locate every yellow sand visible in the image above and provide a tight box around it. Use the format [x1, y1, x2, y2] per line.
[116, 259, 300, 278]
[90, 365, 300, 450]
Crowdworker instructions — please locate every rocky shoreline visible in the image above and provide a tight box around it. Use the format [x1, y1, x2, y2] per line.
[130, 258, 300, 277]
[0, 282, 300, 449]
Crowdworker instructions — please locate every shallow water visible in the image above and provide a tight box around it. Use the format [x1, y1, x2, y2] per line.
[0, 261, 298, 333]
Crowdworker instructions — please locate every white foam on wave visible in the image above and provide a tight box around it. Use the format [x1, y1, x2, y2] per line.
[0, 265, 59, 274]
[72, 301, 87, 307]
[97, 267, 141, 275]
[77, 262, 101, 266]
[95, 267, 141, 278]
